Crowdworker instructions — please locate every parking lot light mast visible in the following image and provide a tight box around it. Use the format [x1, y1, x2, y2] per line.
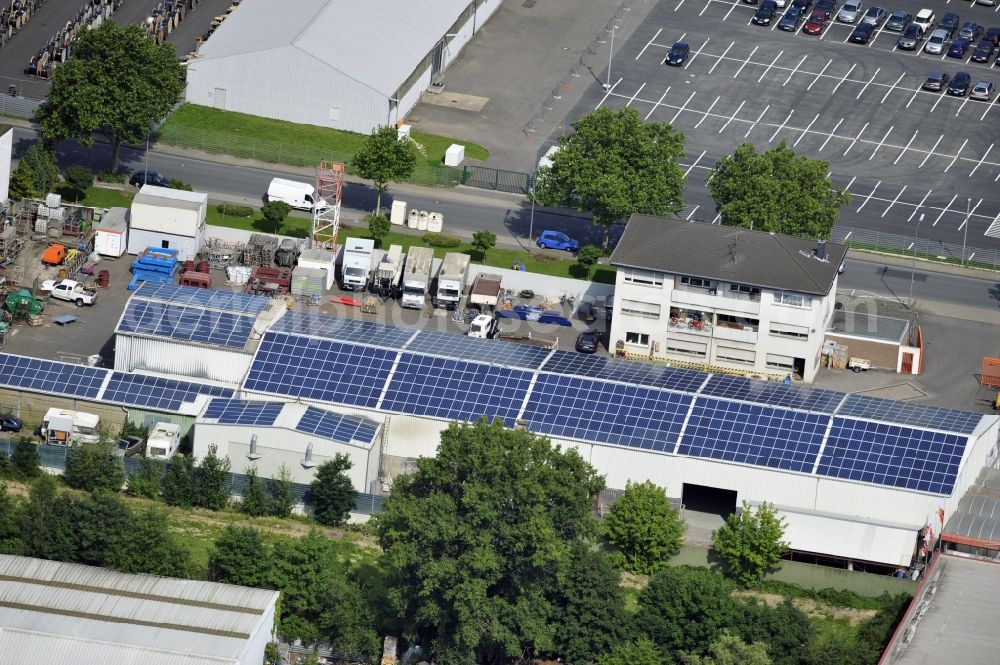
[604, 25, 616, 90]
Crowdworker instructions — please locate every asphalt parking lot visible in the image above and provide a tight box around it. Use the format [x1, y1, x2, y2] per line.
[569, 0, 1000, 251]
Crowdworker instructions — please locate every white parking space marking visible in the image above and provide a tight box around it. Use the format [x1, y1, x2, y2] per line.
[807, 60, 832, 91]
[832, 63, 857, 95]
[845, 175, 858, 193]
[695, 97, 721, 128]
[732, 45, 759, 79]
[768, 109, 795, 142]
[944, 138, 968, 173]
[744, 104, 770, 138]
[686, 38, 711, 69]
[819, 118, 844, 151]
[908, 190, 933, 221]
[686, 205, 700, 220]
[645, 86, 671, 120]
[783, 55, 808, 86]
[856, 181, 882, 213]
[670, 90, 698, 124]
[685, 150, 708, 176]
[856, 67, 882, 100]
[843, 122, 869, 156]
[930, 93, 945, 113]
[981, 101, 997, 122]
[757, 51, 784, 83]
[636, 28, 663, 61]
[881, 185, 908, 217]
[625, 82, 647, 107]
[675, 0, 686, 11]
[932, 194, 959, 226]
[699, 0, 714, 17]
[905, 82, 923, 108]
[920, 134, 945, 168]
[595, 78, 623, 110]
[956, 95, 971, 117]
[892, 130, 918, 165]
[711, 212, 722, 224]
[719, 99, 746, 133]
[880, 73, 905, 103]
[970, 144, 994, 178]
[710, 42, 736, 74]
[958, 199, 984, 231]
[723, 0, 741, 21]
[794, 113, 820, 147]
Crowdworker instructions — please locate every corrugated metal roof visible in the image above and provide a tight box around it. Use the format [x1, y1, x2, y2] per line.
[0, 627, 236, 665]
[196, 0, 471, 96]
[134, 185, 207, 211]
[774, 508, 917, 566]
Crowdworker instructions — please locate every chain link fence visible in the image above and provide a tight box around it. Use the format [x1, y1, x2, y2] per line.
[832, 226, 1000, 271]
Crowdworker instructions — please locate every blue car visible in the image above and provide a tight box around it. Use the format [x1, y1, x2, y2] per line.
[948, 37, 971, 58]
[537, 230, 579, 251]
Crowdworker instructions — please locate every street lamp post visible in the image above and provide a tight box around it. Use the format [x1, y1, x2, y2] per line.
[528, 183, 536, 244]
[604, 26, 616, 90]
[908, 213, 924, 309]
[962, 198, 970, 268]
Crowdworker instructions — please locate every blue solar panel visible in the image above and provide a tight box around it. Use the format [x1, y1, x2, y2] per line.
[0, 353, 108, 399]
[381, 354, 532, 425]
[268, 311, 416, 349]
[680, 397, 829, 473]
[295, 406, 380, 446]
[243, 332, 396, 407]
[523, 374, 692, 449]
[837, 394, 982, 434]
[202, 399, 284, 426]
[540, 350, 707, 393]
[103, 372, 233, 411]
[817, 417, 968, 494]
[118, 300, 256, 349]
[136, 282, 270, 314]
[404, 330, 553, 370]
[699, 375, 845, 414]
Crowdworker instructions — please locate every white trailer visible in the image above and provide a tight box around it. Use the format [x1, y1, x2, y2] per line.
[401, 246, 435, 309]
[41, 408, 101, 446]
[373, 244, 404, 297]
[146, 422, 182, 460]
[340, 238, 374, 291]
[434, 252, 470, 309]
[94, 207, 128, 258]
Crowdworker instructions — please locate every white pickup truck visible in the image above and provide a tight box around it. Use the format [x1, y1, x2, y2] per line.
[42, 279, 98, 306]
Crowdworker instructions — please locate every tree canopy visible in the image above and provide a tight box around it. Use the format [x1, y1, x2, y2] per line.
[374, 419, 605, 665]
[35, 21, 184, 171]
[680, 632, 772, 665]
[533, 107, 686, 248]
[351, 125, 417, 217]
[604, 480, 685, 574]
[309, 454, 356, 526]
[705, 141, 849, 239]
[62, 441, 125, 493]
[712, 501, 789, 587]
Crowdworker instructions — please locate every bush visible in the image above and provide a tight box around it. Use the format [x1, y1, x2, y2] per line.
[63, 441, 125, 493]
[241, 466, 271, 517]
[12, 438, 40, 480]
[366, 214, 391, 248]
[216, 203, 255, 217]
[168, 178, 194, 191]
[64, 165, 93, 192]
[422, 232, 462, 248]
[96, 170, 127, 184]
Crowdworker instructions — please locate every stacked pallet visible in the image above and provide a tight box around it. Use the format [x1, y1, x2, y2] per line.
[241, 234, 279, 267]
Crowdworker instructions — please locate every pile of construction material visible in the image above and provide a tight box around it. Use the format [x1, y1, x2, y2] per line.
[25, 0, 117, 79]
[0, 227, 25, 267]
[205, 237, 242, 269]
[240, 234, 279, 267]
[1, 0, 46, 50]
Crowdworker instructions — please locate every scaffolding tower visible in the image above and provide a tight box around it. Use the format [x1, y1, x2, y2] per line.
[312, 161, 344, 250]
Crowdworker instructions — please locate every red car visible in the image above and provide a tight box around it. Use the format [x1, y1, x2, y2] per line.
[803, 9, 827, 34]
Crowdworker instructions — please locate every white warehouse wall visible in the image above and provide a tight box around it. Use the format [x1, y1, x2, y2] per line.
[115, 336, 252, 386]
[127, 227, 204, 261]
[0, 125, 12, 202]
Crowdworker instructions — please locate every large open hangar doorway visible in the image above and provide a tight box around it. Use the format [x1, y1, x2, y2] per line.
[682, 483, 738, 518]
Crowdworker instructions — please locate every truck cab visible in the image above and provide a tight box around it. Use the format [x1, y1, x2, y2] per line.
[340, 238, 374, 291]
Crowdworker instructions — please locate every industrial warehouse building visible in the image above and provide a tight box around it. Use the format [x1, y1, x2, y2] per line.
[184, 0, 501, 133]
[0, 554, 278, 665]
[0, 283, 997, 569]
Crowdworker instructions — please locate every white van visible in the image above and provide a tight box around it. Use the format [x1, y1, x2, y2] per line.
[266, 178, 330, 211]
[41, 408, 100, 446]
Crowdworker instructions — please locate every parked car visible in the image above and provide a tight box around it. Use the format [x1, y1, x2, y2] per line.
[912, 9, 935, 33]
[792, 0, 813, 9]
[850, 22, 876, 43]
[971, 80, 996, 100]
[947, 37, 972, 58]
[129, 170, 170, 188]
[665, 41, 690, 66]
[959, 22, 984, 42]
[971, 40, 996, 63]
[940, 12, 960, 38]
[922, 71, 949, 91]
[924, 28, 950, 54]
[752, 0, 779, 25]
[537, 230, 579, 251]
[804, 9, 828, 34]
[860, 6, 886, 26]
[947, 72, 971, 96]
[814, 0, 837, 19]
[978, 0, 996, 5]
[885, 10, 911, 32]
[986, 27, 1000, 47]
[575, 330, 601, 354]
[779, 6, 805, 30]
[897, 24, 924, 50]
[116, 436, 145, 457]
[0, 414, 22, 432]
[837, 0, 863, 23]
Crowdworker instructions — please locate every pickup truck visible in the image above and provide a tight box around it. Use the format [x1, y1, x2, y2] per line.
[41, 279, 98, 306]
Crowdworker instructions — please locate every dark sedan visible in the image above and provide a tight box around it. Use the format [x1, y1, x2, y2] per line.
[897, 24, 923, 50]
[947, 72, 972, 96]
[940, 12, 961, 38]
[987, 27, 1000, 46]
[947, 38, 972, 58]
[129, 170, 171, 188]
[0, 415, 21, 432]
[959, 22, 984, 41]
[792, 0, 812, 9]
[850, 22, 876, 43]
[779, 6, 805, 30]
[665, 41, 690, 66]
[885, 10, 911, 32]
[971, 39, 996, 63]
[815, 0, 837, 19]
[752, 0, 778, 25]
[922, 71, 949, 91]
[575, 330, 601, 354]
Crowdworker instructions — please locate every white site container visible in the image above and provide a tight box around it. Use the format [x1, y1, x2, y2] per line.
[444, 144, 465, 167]
[94, 207, 129, 258]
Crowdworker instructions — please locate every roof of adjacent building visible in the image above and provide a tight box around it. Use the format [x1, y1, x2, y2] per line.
[195, 0, 471, 97]
[610, 215, 848, 296]
[829, 310, 910, 344]
[0, 555, 278, 663]
[134, 185, 208, 211]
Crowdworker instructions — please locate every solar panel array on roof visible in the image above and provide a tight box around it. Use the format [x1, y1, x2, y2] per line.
[296, 406, 380, 445]
[118, 300, 256, 349]
[838, 394, 982, 434]
[135, 282, 270, 314]
[700, 375, 845, 414]
[681, 397, 829, 473]
[103, 372, 233, 411]
[202, 399, 284, 426]
[405, 330, 553, 370]
[817, 417, 967, 494]
[244, 333, 395, 408]
[540, 350, 708, 393]
[0, 354, 107, 399]
[381, 354, 532, 426]
[269, 311, 415, 349]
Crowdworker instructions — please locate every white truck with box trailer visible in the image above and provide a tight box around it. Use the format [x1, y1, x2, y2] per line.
[434, 252, 471, 309]
[373, 244, 404, 297]
[340, 238, 374, 291]
[468, 273, 503, 311]
[401, 246, 435, 309]
[41, 408, 101, 446]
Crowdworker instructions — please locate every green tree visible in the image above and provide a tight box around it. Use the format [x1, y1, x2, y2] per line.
[43, 493, 87, 562]
[269, 465, 296, 518]
[241, 465, 271, 517]
[261, 200, 292, 234]
[196, 445, 231, 510]
[604, 480, 684, 575]
[64, 164, 93, 201]
[35, 21, 184, 171]
[573, 244, 603, 279]
[680, 632, 772, 665]
[0, 484, 24, 555]
[374, 419, 605, 665]
[706, 141, 850, 239]
[209, 525, 272, 587]
[471, 229, 497, 261]
[78, 492, 131, 566]
[19, 474, 57, 558]
[351, 125, 417, 217]
[269, 530, 343, 644]
[107, 507, 192, 578]
[367, 214, 391, 248]
[18, 144, 60, 195]
[533, 107, 686, 249]
[635, 566, 738, 659]
[598, 639, 664, 665]
[308, 454, 355, 527]
[319, 574, 382, 660]
[12, 437, 40, 480]
[732, 598, 812, 665]
[8, 164, 38, 200]
[711, 501, 789, 587]
[162, 455, 198, 507]
[127, 457, 163, 499]
[807, 622, 866, 665]
[63, 441, 125, 493]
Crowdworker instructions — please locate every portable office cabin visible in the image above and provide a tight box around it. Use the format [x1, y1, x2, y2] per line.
[94, 207, 129, 258]
[127, 185, 208, 261]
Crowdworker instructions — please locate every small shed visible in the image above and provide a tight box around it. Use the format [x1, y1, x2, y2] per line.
[297, 248, 337, 290]
[127, 185, 208, 261]
[94, 207, 129, 258]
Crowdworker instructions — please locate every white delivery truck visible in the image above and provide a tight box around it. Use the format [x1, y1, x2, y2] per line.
[266, 178, 331, 211]
[373, 244, 403, 297]
[41, 408, 101, 446]
[434, 252, 470, 309]
[400, 246, 435, 309]
[145, 422, 182, 460]
[340, 238, 374, 291]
